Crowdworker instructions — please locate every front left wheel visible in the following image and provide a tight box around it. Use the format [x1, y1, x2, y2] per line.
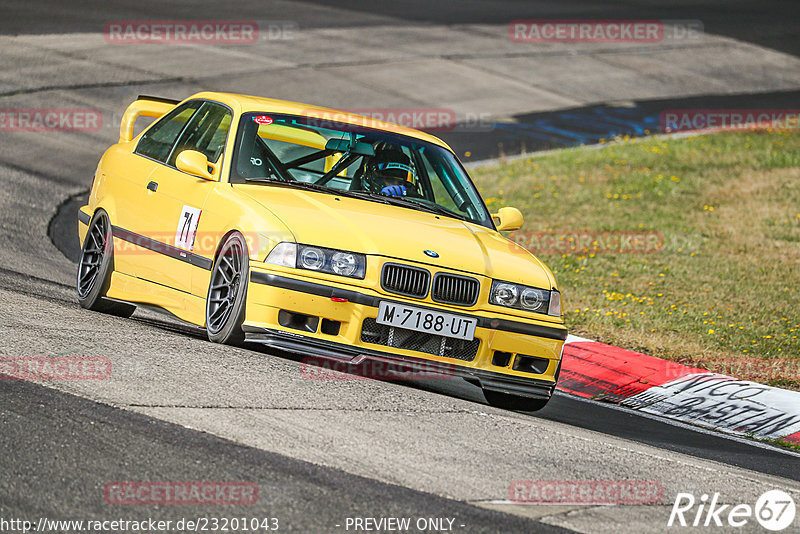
[76, 210, 136, 317]
[206, 232, 249, 345]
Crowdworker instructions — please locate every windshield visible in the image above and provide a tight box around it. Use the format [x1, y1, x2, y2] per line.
[231, 112, 493, 227]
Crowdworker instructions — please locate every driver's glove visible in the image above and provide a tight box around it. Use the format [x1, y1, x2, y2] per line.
[381, 184, 407, 196]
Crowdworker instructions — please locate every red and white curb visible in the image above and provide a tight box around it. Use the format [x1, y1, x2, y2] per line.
[557, 335, 800, 445]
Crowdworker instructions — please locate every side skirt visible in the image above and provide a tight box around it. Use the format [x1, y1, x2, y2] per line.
[106, 271, 206, 327]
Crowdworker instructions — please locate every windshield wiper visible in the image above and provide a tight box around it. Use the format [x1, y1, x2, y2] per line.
[345, 191, 467, 221]
[242, 180, 468, 221]
[335, 190, 395, 205]
[244, 179, 388, 203]
[245, 178, 339, 194]
[399, 197, 468, 221]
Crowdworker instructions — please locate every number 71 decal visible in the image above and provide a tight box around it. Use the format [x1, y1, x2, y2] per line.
[175, 205, 202, 251]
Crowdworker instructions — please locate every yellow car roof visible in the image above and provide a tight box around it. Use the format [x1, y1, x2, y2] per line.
[186, 91, 454, 152]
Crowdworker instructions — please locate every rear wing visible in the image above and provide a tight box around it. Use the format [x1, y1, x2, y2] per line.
[118, 95, 180, 143]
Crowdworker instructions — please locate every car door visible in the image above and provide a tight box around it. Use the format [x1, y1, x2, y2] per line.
[118, 101, 202, 276]
[136, 101, 232, 296]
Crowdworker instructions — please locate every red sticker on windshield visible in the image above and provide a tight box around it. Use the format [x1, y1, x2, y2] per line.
[253, 115, 273, 125]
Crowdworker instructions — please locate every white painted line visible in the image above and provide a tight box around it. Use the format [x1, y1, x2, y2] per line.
[565, 334, 593, 344]
[465, 130, 715, 170]
[471, 499, 613, 507]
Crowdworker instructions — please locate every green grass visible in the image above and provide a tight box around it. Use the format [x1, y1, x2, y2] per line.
[764, 438, 800, 452]
[471, 131, 800, 389]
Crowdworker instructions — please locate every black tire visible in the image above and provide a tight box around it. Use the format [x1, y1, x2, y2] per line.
[76, 210, 136, 317]
[206, 232, 249, 345]
[483, 389, 550, 412]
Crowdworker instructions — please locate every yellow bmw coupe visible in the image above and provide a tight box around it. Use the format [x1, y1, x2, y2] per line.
[77, 92, 566, 410]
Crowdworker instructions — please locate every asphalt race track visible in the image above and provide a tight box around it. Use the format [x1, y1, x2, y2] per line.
[1, 379, 568, 533]
[2, 1, 800, 533]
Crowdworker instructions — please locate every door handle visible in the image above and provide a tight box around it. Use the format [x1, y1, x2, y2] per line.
[146, 181, 158, 192]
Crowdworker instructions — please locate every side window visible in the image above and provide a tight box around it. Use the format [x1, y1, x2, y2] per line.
[168, 102, 232, 166]
[135, 102, 201, 162]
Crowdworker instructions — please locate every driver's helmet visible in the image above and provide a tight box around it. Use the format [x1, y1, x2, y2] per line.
[364, 142, 415, 184]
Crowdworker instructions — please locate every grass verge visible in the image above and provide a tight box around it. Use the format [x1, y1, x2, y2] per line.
[763, 437, 800, 452]
[471, 131, 800, 389]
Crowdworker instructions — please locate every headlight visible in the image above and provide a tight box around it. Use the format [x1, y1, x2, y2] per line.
[521, 287, 547, 310]
[490, 280, 559, 316]
[264, 242, 297, 268]
[331, 252, 358, 277]
[492, 283, 518, 306]
[548, 290, 561, 317]
[265, 242, 366, 279]
[299, 247, 324, 270]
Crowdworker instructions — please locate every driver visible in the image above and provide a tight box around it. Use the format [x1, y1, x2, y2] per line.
[363, 143, 416, 196]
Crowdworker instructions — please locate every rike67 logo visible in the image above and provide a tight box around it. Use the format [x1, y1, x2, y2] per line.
[668, 490, 796, 531]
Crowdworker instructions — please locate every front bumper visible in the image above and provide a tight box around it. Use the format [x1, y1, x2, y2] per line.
[244, 326, 558, 399]
[244, 266, 567, 398]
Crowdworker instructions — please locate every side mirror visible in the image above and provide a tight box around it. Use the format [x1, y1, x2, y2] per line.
[492, 206, 524, 231]
[176, 150, 215, 181]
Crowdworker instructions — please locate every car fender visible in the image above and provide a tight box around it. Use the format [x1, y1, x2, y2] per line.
[189, 184, 295, 297]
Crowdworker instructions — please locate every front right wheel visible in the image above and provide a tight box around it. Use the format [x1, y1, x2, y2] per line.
[206, 232, 249, 345]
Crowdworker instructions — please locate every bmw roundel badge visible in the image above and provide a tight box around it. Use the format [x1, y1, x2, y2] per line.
[423, 250, 439, 258]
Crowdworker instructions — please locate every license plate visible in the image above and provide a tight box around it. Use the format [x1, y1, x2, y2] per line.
[376, 301, 477, 341]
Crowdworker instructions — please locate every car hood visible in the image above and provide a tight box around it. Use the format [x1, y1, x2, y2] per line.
[236, 185, 556, 289]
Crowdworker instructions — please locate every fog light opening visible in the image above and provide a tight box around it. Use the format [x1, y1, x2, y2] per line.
[321, 318, 341, 336]
[512, 354, 550, 375]
[278, 310, 320, 333]
[492, 351, 513, 368]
